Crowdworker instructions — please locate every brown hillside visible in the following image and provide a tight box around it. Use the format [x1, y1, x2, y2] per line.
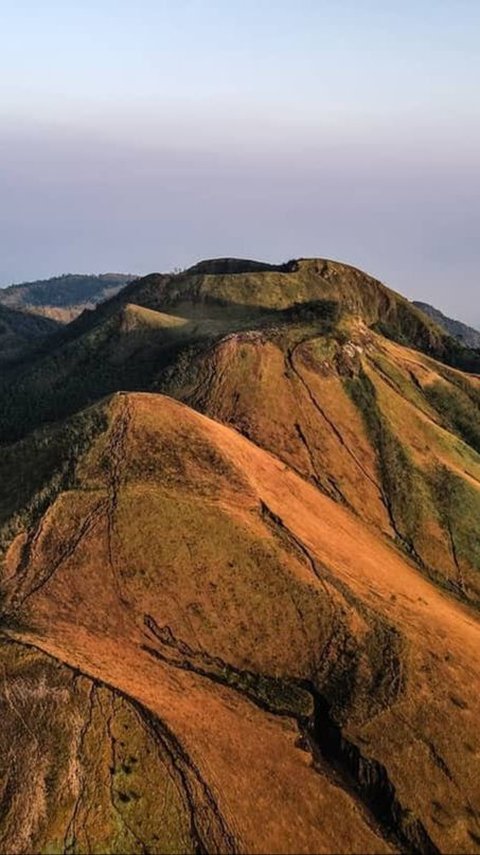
[1, 393, 480, 853]
[161, 316, 480, 607]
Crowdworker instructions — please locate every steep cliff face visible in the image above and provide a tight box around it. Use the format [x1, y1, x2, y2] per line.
[1, 259, 480, 853]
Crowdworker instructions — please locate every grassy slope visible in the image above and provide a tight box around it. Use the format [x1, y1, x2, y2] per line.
[0, 392, 479, 853]
[1, 259, 480, 851]
[0, 639, 193, 855]
[161, 317, 480, 606]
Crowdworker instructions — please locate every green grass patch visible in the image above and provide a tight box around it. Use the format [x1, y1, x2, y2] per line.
[344, 369, 423, 550]
[429, 464, 480, 573]
[423, 380, 480, 455]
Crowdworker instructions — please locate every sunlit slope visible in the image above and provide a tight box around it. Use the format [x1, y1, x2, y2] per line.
[2, 258, 480, 608]
[0, 639, 194, 855]
[163, 318, 480, 605]
[1, 392, 480, 853]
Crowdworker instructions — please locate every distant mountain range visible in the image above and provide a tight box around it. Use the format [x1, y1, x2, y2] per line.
[0, 272, 136, 322]
[413, 300, 480, 349]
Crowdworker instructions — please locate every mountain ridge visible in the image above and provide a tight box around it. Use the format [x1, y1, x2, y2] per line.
[0, 272, 136, 323]
[413, 299, 480, 349]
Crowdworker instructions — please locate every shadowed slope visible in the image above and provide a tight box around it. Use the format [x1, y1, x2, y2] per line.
[0, 304, 59, 364]
[1, 392, 479, 853]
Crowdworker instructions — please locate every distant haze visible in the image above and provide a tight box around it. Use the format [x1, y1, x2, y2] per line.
[1, 1, 479, 325]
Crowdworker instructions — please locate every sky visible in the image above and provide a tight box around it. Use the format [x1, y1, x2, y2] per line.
[1, 0, 479, 322]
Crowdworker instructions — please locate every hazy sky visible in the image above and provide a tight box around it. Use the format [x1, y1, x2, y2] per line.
[1, 0, 479, 321]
